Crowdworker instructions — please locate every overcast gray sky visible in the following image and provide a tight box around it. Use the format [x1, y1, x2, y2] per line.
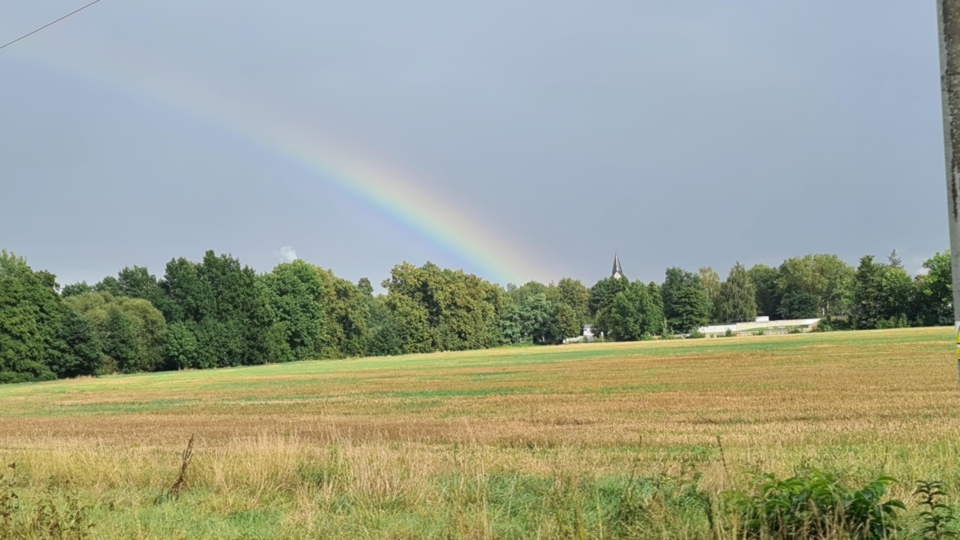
[0, 1, 947, 288]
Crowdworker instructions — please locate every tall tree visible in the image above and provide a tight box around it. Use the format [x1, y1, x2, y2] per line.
[604, 281, 664, 341]
[519, 293, 562, 344]
[94, 266, 173, 316]
[648, 282, 666, 333]
[715, 262, 757, 323]
[888, 250, 904, 269]
[100, 307, 142, 373]
[62, 281, 94, 298]
[50, 308, 102, 378]
[383, 262, 505, 352]
[262, 260, 327, 361]
[778, 254, 854, 318]
[851, 255, 912, 329]
[316, 268, 371, 357]
[365, 294, 403, 356]
[551, 278, 590, 329]
[555, 303, 581, 340]
[698, 267, 722, 322]
[64, 293, 167, 373]
[508, 281, 549, 306]
[588, 277, 629, 320]
[747, 264, 782, 318]
[0, 251, 61, 383]
[779, 289, 820, 319]
[661, 268, 711, 333]
[159, 251, 274, 368]
[165, 322, 199, 370]
[913, 251, 952, 326]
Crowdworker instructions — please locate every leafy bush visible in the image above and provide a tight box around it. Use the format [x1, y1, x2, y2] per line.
[0, 464, 92, 539]
[726, 469, 904, 540]
[687, 330, 705, 339]
[915, 480, 958, 539]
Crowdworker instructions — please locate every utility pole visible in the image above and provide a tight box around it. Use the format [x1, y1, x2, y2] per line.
[937, 1, 960, 381]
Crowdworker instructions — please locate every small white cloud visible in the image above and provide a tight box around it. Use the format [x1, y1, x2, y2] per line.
[279, 246, 298, 263]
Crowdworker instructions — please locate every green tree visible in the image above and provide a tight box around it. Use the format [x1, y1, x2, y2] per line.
[778, 255, 854, 317]
[888, 250, 904, 269]
[521, 293, 562, 344]
[880, 266, 913, 326]
[551, 278, 590, 329]
[385, 293, 434, 353]
[499, 285, 568, 345]
[555, 303, 581, 339]
[64, 293, 167, 373]
[698, 267, 722, 322]
[498, 303, 524, 344]
[913, 251, 952, 327]
[315, 268, 370, 357]
[383, 262, 504, 352]
[265, 321, 294, 364]
[165, 322, 199, 370]
[49, 308, 103, 378]
[0, 251, 61, 383]
[357, 277, 374, 296]
[365, 294, 403, 356]
[648, 282, 666, 334]
[262, 260, 327, 361]
[779, 289, 820, 319]
[101, 307, 142, 373]
[747, 264, 781, 318]
[851, 255, 913, 329]
[62, 281, 93, 298]
[715, 262, 757, 323]
[661, 268, 711, 333]
[159, 251, 274, 367]
[508, 281, 549, 305]
[588, 276, 629, 321]
[604, 281, 663, 341]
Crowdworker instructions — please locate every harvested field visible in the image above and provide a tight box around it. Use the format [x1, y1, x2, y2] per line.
[1, 327, 958, 538]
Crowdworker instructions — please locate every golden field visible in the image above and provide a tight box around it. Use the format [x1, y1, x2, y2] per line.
[0, 327, 958, 539]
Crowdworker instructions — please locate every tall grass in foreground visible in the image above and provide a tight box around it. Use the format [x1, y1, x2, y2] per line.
[0, 436, 958, 539]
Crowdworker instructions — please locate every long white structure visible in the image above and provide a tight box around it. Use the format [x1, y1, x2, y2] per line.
[698, 317, 821, 336]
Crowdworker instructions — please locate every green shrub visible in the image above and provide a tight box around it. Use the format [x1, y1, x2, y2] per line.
[726, 469, 904, 540]
[915, 480, 958, 539]
[687, 330, 705, 339]
[0, 464, 92, 540]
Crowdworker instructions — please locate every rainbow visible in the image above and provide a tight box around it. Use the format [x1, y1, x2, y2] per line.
[6, 46, 550, 285]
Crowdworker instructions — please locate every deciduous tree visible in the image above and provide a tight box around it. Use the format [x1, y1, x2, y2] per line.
[747, 264, 781, 318]
[661, 268, 711, 333]
[913, 251, 952, 326]
[715, 263, 757, 323]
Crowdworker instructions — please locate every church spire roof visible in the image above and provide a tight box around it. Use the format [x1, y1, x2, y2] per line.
[612, 253, 624, 279]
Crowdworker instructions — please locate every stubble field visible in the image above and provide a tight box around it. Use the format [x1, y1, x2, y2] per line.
[0, 327, 958, 539]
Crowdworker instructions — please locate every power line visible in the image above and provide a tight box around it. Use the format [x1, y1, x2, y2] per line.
[0, 0, 102, 52]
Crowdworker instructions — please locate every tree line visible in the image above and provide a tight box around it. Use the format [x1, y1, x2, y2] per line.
[0, 248, 952, 383]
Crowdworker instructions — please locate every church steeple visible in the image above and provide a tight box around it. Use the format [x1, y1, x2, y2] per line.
[612, 253, 624, 280]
